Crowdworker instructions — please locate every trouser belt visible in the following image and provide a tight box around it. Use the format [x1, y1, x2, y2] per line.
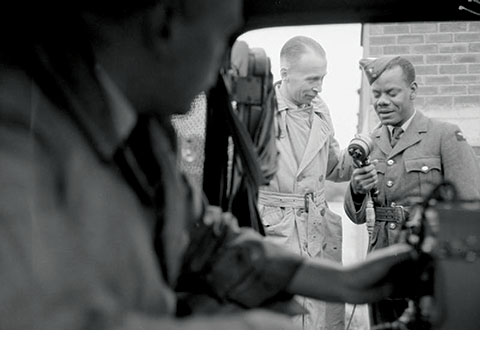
[375, 206, 409, 224]
[258, 189, 325, 213]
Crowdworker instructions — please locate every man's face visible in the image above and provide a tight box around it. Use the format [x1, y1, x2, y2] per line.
[371, 66, 417, 127]
[282, 50, 327, 106]
[166, 0, 243, 114]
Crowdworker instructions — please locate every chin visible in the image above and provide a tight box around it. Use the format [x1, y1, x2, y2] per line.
[303, 96, 315, 104]
[379, 117, 396, 126]
[165, 97, 193, 116]
[172, 104, 191, 116]
[377, 113, 397, 125]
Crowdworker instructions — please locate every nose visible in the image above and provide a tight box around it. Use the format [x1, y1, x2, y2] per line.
[312, 83, 322, 94]
[376, 93, 390, 106]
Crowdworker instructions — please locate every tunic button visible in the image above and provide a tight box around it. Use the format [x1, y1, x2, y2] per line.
[297, 175, 304, 182]
[421, 165, 429, 173]
[319, 174, 324, 182]
[320, 208, 326, 216]
[296, 209, 303, 216]
[387, 159, 394, 166]
[386, 180, 394, 188]
[389, 223, 397, 230]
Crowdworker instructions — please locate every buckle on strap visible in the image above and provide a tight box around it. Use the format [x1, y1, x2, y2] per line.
[375, 206, 408, 224]
[304, 192, 314, 213]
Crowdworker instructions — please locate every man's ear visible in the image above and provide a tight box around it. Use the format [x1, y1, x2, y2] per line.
[409, 81, 418, 100]
[280, 67, 288, 82]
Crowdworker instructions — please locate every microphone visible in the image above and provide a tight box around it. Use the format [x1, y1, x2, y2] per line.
[348, 134, 378, 197]
[348, 134, 373, 168]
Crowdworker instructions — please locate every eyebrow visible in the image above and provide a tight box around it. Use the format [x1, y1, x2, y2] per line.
[373, 86, 401, 92]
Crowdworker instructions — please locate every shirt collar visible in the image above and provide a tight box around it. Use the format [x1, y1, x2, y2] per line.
[275, 81, 318, 113]
[95, 65, 137, 151]
[389, 109, 417, 135]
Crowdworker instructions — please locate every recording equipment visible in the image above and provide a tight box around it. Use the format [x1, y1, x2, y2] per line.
[348, 134, 378, 197]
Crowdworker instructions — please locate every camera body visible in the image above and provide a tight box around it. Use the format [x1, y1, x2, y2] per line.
[378, 183, 480, 330]
[427, 201, 480, 329]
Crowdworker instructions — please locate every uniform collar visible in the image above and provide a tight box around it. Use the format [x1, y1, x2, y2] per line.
[388, 109, 417, 136]
[31, 42, 138, 162]
[95, 65, 137, 151]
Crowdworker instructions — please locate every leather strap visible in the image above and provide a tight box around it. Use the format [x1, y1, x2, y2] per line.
[375, 206, 408, 224]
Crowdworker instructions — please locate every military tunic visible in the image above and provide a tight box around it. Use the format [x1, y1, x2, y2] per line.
[345, 110, 479, 250]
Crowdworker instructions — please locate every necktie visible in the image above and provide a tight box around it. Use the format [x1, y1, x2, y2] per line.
[390, 126, 403, 147]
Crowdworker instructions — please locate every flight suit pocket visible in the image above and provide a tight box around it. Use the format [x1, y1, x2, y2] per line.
[260, 206, 292, 238]
[321, 207, 342, 262]
[260, 206, 285, 227]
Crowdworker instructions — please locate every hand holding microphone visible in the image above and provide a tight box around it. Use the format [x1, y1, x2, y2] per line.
[348, 134, 379, 235]
[348, 134, 379, 197]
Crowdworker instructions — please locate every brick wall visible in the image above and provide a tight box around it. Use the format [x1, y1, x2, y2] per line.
[359, 21, 480, 150]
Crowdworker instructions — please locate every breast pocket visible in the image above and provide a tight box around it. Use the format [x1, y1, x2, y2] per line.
[404, 157, 442, 195]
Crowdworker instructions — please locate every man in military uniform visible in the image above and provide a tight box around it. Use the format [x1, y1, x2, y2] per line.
[344, 56, 480, 326]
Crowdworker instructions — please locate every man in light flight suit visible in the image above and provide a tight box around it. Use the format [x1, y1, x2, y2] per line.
[258, 36, 353, 329]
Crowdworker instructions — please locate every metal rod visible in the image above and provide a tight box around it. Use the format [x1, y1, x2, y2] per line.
[458, 5, 480, 16]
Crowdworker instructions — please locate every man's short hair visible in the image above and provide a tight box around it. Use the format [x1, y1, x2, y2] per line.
[385, 57, 416, 85]
[280, 36, 326, 68]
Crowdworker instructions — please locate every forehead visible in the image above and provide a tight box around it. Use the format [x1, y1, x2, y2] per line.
[372, 66, 408, 89]
[290, 51, 327, 74]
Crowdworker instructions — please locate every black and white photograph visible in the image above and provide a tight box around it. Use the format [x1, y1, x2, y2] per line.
[0, 0, 481, 333]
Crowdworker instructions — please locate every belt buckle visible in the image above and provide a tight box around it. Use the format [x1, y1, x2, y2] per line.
[393, 205, 406, 224]
[304, 192, 314, 213]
